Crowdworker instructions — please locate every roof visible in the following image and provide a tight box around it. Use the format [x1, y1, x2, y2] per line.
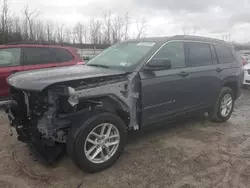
[70, 43, 110, 49]
[0, 42, 110, 50]
[126, 35, 227, 45]
[0, 43, 75, 49]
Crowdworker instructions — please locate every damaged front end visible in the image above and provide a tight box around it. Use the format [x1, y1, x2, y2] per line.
[6, 87, 68, 163]
[6, 72, 140, 163]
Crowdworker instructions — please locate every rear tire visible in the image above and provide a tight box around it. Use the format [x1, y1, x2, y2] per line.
[67, 111, 127, 173]
[209, 87, 235, 122]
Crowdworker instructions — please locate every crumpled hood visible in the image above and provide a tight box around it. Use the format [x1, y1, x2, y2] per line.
[7, 65, 126, 91]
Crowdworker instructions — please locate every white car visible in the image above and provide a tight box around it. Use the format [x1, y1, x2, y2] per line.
[243, 63, 250, 87]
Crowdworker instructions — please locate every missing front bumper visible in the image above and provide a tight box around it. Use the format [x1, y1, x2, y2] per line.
[6, 105, 65, 164]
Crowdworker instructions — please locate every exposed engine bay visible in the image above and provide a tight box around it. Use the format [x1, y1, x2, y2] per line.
[6, 72, 140, 163]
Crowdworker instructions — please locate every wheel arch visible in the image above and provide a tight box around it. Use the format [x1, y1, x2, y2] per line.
[98, 95, 130, 127]
[76, 94, 131, 128]
[223, 80, 238, 99]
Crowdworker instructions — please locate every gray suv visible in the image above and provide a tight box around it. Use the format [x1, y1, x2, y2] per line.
[5, 35, 244, 173]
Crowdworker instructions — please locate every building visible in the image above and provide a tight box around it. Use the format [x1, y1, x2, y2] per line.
[72, 44, 110, 60]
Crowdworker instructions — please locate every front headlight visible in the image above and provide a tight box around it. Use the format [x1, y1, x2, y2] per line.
[68, 86, 76, 95]
[67, 87, 79, 107]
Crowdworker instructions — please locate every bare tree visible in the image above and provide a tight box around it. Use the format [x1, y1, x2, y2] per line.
[34, 20, 45, 41]
[0, 4, 136, 44]
[102, 10, 112, 44]
[74, 22, 85, 43]
[112, 15, 125, 43]
[64, 28, 72, 43]
[182, 25, 190, 35]
[89, 19, 102, 44]
[193, 25, 197, 36]
[1, 0, 13, 43]
[136, 17, 147, 39]
[123, 12, 130, 40]
[24, 6, 40, 40]
[56, 22, 65, 43]
[13, 17, 21, 33]
[22, 19, 29, 41]
[83, 23, 88, 43]
[45, 21, 54, 42]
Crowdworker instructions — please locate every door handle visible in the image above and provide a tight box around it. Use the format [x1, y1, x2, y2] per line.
[179, 71, 189, 77]
[216, 68, 223, 73]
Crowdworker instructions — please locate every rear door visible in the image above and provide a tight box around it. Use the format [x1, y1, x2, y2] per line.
[213, 44, 236, 80]
[184, 42, 221, 107]
[50, 48, 76, 66]
[0, 48, 23, 99]
[21, 47, 58, 71]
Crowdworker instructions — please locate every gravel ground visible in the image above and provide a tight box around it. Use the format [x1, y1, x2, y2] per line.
[1, 89, 250, 188]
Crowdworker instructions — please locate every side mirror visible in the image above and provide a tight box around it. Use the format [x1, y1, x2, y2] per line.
[144, 59, 171, 71]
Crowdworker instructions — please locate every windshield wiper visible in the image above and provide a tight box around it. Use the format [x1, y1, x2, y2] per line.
[87, 64, 110, 69]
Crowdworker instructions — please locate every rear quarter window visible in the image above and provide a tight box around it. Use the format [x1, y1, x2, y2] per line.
[51, 48, 74, 62]
[214, 45, 234, 64]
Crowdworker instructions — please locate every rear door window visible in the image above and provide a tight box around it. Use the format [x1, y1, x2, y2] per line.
[214, 45, 234, 64]
[22, 47, 56, 65]
[0, 48, 21, 67]
[186, 42, 213, 67]
[50, 48, 74, 62]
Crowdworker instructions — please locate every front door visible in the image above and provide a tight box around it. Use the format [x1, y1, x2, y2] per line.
[140, 41, 191, 126]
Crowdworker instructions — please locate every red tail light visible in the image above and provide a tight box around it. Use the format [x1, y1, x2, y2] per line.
[242, 60, 247, 66]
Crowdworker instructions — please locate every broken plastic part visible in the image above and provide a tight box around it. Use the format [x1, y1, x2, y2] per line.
[74, 72, 140, 130]
[68, 95, 79, 107]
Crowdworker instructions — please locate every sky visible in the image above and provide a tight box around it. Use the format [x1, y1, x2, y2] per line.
[7, 0, 250, 43]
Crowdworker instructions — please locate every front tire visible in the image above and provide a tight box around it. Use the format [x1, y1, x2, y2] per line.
[209, 87, 235, 122]
[67, 112, 127, 173]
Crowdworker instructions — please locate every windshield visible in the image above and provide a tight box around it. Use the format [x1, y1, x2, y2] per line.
[86, 42, 155, 70]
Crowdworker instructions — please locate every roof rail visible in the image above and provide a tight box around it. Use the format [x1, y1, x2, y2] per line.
[6, 42, 61, 45]
[173, 35, 226, 43]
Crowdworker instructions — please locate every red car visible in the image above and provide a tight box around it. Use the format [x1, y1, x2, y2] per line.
[0, 43, 83, 100]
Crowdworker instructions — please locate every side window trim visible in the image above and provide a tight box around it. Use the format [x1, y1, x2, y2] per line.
[208, 44, 213, 64]
[149, 41, 186, 70]
[184, 42, 188, 67]
[185, 42, 213, 67]
[229, 47, 235, 61]
[20, 48, 25, 66]
[143, 40, 233, 69]
[209, 44, 219, 64]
